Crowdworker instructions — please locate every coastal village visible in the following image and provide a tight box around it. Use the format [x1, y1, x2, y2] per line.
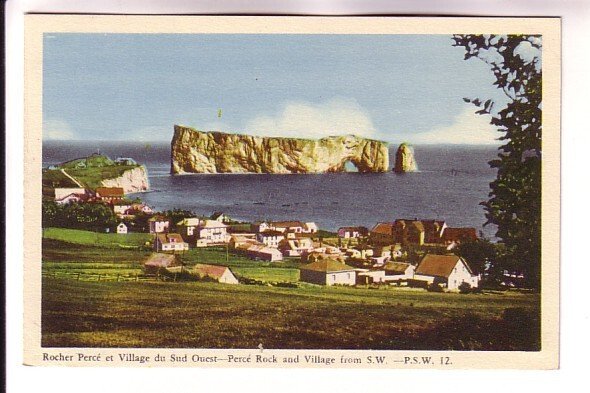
[46, 156, 484, 292]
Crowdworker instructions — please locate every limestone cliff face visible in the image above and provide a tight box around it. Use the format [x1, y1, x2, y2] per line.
[171, 125, 389, 174]
[393, 143, 418, 173]
[101, 166, 150, 194]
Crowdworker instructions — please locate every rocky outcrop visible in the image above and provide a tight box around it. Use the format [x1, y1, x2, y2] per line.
[171, 125, 389, 174]
[393, 143, 418, 173]
[101, 166, 150, 194]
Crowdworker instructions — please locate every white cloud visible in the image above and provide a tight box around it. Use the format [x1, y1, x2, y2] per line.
[43, 119, 75, 140]
[244, 98, 377, 139]
[411, 106, 500, 145]
[125, 125, 173, 142]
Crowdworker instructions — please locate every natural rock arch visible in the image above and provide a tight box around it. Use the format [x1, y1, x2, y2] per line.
[171, 126, 389, 174]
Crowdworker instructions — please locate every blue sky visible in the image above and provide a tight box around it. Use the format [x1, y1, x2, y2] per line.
[43, 33, 507, 144]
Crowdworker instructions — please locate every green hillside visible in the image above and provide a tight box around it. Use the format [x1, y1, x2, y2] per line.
[42, 153, 142, 195]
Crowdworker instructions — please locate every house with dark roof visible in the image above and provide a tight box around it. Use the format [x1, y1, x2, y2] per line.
[154, 233, 189, 253]
[192, 264, 239, 284]
[413, 254, 479, 290]
[299, 259, 357, 286]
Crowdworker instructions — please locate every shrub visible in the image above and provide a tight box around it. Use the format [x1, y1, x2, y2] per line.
[427, 283, 444, 292]
[458, 282, 472, 294]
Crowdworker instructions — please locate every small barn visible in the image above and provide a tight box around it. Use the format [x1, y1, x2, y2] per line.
[299, 259, 357, 286]
[116, 222, 128, 234]
[143, 253, 184, 275]
[383, 261, 415, 281]
[192, 264, 239, 284]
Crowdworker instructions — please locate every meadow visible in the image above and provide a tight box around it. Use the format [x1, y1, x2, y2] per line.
[41, 228, 541, 350]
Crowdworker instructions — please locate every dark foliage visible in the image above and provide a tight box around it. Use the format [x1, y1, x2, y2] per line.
[42, 201, 117, 231]
[453, 35, 542, 289]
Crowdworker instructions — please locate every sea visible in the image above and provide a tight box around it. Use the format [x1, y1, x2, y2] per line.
[42, 141, 499, 238]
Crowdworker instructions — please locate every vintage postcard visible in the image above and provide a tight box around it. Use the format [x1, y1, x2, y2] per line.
[23, 15, 560, 369]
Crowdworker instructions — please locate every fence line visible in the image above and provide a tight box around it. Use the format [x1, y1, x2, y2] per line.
[41, 270, 176, 283]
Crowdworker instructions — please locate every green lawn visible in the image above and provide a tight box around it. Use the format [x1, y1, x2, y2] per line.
[44, 227, 152, 248]
[65, 164, 140, 189]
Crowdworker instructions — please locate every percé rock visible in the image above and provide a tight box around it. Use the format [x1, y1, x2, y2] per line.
[393, 143, 418, 173]
[171, 125, 389, 174]
[101, 166, 150, 194]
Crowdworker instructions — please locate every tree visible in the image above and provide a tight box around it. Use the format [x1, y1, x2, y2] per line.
[453, 35, 542, 289]
[454, 238, 499, 276]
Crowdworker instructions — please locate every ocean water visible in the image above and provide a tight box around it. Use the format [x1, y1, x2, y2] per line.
[42, 141, 498, 237]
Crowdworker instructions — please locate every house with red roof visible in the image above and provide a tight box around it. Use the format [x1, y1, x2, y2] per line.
[192, 264, 239, 284]
[95, 187, 125, 203]
[413, 254, 479, 290]
[369, 222, 396, 245]
[443, 227, 478, 245]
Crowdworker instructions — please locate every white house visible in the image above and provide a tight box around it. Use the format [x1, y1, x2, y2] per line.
[303, 222, 318, 233]
[299, 259, 357, 286]
[131, 203, 153, 214]
[278, 238, 314, 257]
[383, 262, 415, 281]
[210, 212, 230, 223]
[149, 216, 170, 234]
[54, 193, 85, 205]
[116, 222, 128, 234]
[196, 220, 229, 245]
[54, 187, 87, 201]
[338, 226, 369, 238]
[256, 230, 285, 248]
[357, 270, 387, 284]
[113, 204, 133, 215]
[413, 254, 479, 290]
[239, 243, 283, 262]
[177, 217, 201, 237]
[154, 233, 189, 253]
[193, 264, 239, 284]
[251, 221, 271, 233]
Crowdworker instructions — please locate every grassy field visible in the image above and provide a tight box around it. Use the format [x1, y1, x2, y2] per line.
[41, 227, 541, 350]
[44, 227, 152, 248]
[42, 277, 540, 350]
[43, 154, 141, 190]
[65, 164, 140, 189]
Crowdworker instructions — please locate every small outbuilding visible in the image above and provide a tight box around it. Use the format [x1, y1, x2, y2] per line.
[383, 261, 415, 281]
[299, 259, 357, 286]
[192, 264, 239, 284]
[143, 253, 184, 275]
[116, 222, 128, 234]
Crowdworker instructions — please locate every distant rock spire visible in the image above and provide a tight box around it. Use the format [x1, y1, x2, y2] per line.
[393, 143, 418, 173]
